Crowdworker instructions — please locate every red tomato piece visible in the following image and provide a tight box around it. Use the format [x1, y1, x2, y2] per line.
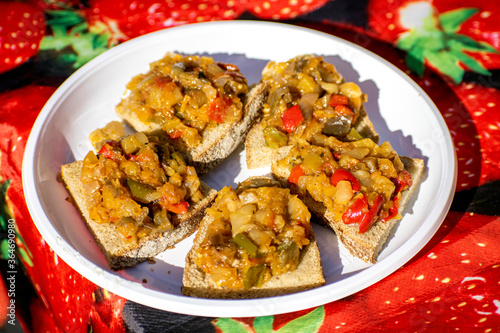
[381, 197, 400, 222]
[281, 105, 304, 133]
[342, 195, 369, 224]
[208, 96, 232, 123]
[358, 194, 383, 233]
[165, 201, 189, 214]
[329, 94, 349, 107]
[168, 129, 183, 139]
[98, 143, 120, 161]
[393, 169, 413, 195]
[331, 169, 361, 191]
[334, 105, 355, 118]
[288, 164, 305, 184]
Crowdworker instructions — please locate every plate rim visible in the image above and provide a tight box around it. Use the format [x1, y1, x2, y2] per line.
[22, 20, 457, 317]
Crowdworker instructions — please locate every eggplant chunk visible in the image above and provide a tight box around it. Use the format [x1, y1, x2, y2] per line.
[322, 115, 351, 137]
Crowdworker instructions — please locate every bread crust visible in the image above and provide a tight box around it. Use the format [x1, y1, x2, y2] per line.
[61, 161, 217, 270]
[117, 83, 267, 175]
[271, 155, 424, 263]
[181, 177, 325, 298]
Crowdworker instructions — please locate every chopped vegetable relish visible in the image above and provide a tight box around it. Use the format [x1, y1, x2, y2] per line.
[274, 139, 412, 233]
[195, 178, 312, 289]
[259, 55, 368, 149]
[117, 52, 248, 148]
[81, 129, 203, 244]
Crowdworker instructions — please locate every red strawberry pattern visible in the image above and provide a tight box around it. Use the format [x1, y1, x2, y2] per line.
[308, 212, 500, 332]
[366, 0, 414, 43]
[0, 84, 126, 332]
[85, 0, 246, 44]
[367, 1, 499, 84]
[433, 1, 500, 70]
[0, 277, 8, 327]
[0, 2, 46, 74]
[413, 74, 485, 191]
[26, 0, 85, 11]
[451, 83, 500, 187]
[246, 0, 330, 20]
[1, 0, 499, 332]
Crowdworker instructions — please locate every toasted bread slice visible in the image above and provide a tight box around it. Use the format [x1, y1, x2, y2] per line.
[116, 56, 267, 175]
[182, 177, 325, 298]
[61, 161, 217, 270]
[271, 149, 424, 263]
[245, 55, 379, 170]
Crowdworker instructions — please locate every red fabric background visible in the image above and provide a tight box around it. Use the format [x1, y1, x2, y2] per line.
[1, 0, 499, 331]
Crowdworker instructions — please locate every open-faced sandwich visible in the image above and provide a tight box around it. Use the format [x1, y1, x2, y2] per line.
[245, 54, 379, 169]
[182, 177, 325, 298]
[115, 52, 266, 175]
[61, 127, 217, 270]
[271, 139, 424, 263]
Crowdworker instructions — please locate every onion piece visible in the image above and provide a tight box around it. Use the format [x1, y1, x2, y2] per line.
[298, 93, 319, 119]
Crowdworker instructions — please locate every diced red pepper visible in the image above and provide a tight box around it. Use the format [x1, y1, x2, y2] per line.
[165, 201, 189, 214]
[393, 169, 413, 195]
[168, 129, 183, 139]
[358, 194, 383, 233]
[208, 96, 232, 124]
[98, 143, 121, 161]
[281, 105, 304, 133]
[331, 169, 361, 191]
[329, 94, 349, 107]
[381, 197, 400, 222]
[129, 152, 154, 163]
[288, 164, 305, 184]
[342, 194, 384, 233]
[342, 195, 369, 224]
[335, 105, 356, 120]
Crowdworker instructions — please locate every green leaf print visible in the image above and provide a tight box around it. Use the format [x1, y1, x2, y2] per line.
[440, 8, 479, 34]
[396, 6, 498, 84]
[40, 10, 112, 70]
[276, 306, 325, 333]
[254, 316, 274, 333]
[213, 318, 250, 333]
[0, 179, 12, 231]
[0, 179, 34, 266]
[213, 306, 325, 333]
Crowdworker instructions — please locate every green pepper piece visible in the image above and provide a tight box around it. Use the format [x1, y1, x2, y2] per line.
[126, 178, 157, 203]
[263, 126, 287, 149]
[277, 241, 300, 268]
[171, 151, 185, 165]
[174, 111, 185, 120]
[233, 233, 258, 258]
[345, 128, 364, 141]
[244, 264, 266, 289]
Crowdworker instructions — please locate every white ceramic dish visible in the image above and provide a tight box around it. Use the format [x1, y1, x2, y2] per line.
[23, 21, 456, 317]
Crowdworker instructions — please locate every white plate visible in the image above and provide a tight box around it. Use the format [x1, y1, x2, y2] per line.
[23, 21, 456, 317]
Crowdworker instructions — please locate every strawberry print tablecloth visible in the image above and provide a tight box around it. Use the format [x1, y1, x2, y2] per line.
[1, 0, 499, 332]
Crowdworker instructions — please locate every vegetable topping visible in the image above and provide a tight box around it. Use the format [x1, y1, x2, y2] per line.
[116, 52, 248, 148]
[82, 123, 203, 244]
[259, 55, 368, 148]
[274, 139, 413, 233]
[195, 179, 312, 289]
